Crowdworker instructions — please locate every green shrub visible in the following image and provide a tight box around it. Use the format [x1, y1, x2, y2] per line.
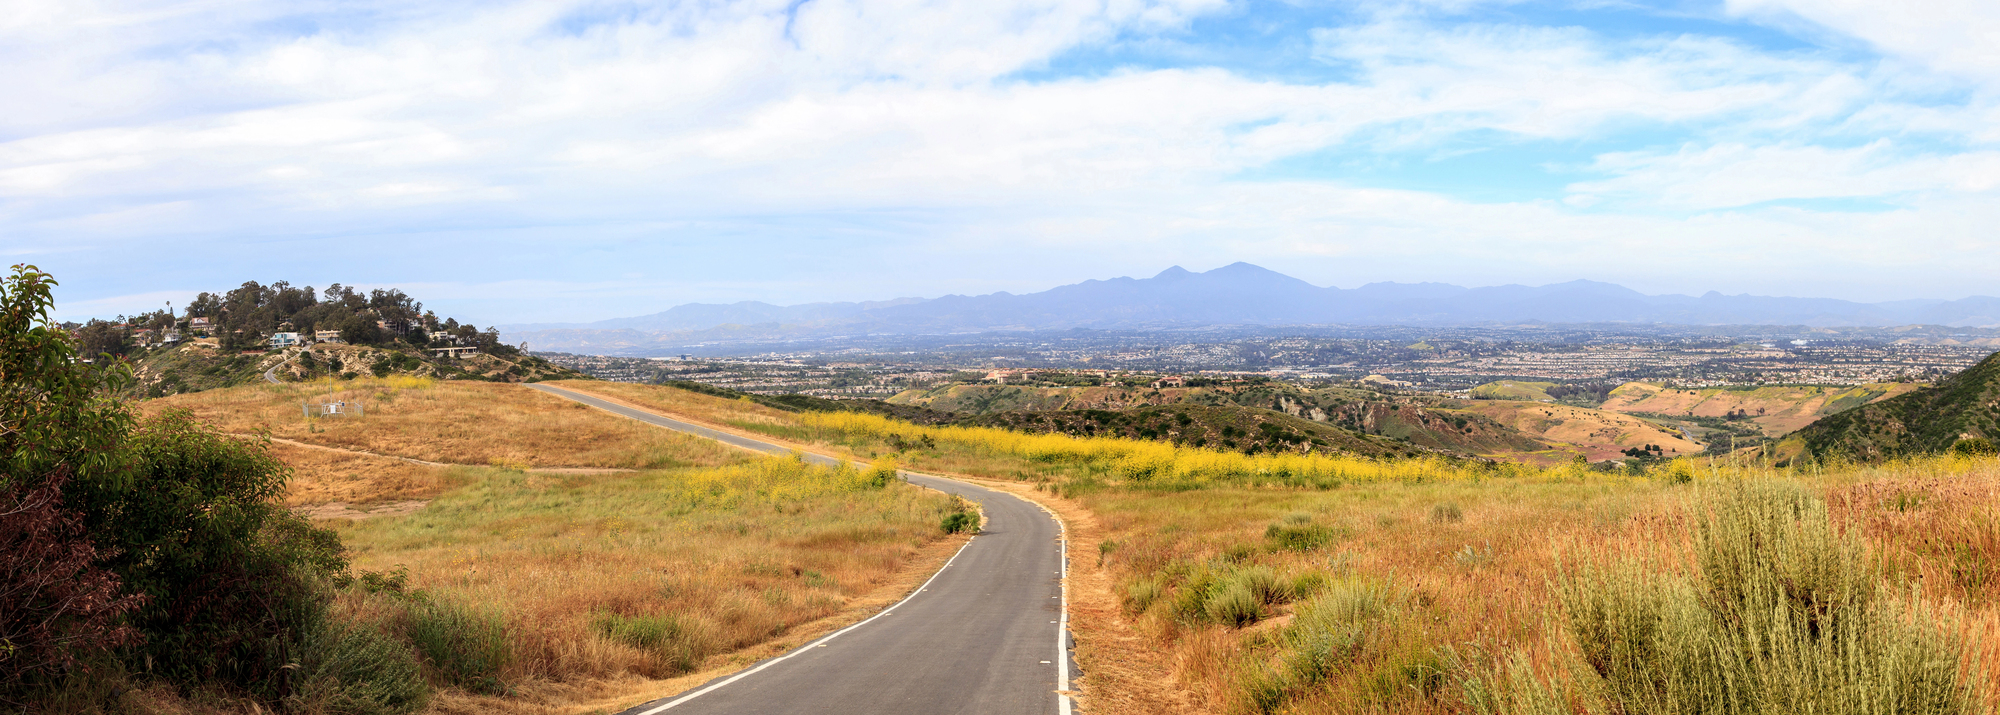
[1265, 521, 1342, 551]
[406, 599, 511, 695]
[592, 612, 717, 674]
[1123, 577, 1165, 615]
[298, 620, 428, 715]
[1951, 437, 1996, 457]
[1204, 582, 1263, 627]
[1485, 480, 1982, 715]
[940, 510, 981, 534]
[1169, 570, 1222, 624]
[1234, 565, 1292, 605]
[1239, 576, 1401, 712]
[1429, 502, 1463, 524]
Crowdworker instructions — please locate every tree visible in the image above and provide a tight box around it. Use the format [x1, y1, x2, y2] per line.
[0, 265, 144, 700]
[185, 292, 222, 319]
[75, 319, 126, 359]
[339, 313, 383, 345]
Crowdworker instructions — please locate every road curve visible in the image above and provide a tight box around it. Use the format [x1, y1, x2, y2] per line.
[523, 383, 1076, 715]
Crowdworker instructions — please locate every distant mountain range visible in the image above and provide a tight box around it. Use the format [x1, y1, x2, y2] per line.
[501, 263, 2000, 354]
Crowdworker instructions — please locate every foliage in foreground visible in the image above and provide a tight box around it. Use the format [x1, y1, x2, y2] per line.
[1469, 480, 1982, 715]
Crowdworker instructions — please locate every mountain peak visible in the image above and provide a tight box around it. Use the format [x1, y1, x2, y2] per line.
[1153, 265, 1193, 280]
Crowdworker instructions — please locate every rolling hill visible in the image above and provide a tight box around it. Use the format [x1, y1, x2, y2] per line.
[1790, 350, 2000, 461]
[1594, 381, 1922, 437]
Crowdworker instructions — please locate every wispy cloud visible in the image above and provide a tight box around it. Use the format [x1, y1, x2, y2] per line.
[11, 0, 2000, 321]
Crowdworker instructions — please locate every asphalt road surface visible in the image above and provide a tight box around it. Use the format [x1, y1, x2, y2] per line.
[524, 384, 1075, 715]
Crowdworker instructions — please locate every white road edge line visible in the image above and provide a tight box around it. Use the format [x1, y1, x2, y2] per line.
[632, 536, 977, 715]
[1057, 511, 1073, 715]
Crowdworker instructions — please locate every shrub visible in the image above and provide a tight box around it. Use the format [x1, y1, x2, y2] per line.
[1240, 576, 1400, 712]
[1123, 577, 1165, 615]
[1169, 570, 1222, 624]
[0, 266, 145, 699]
[406, 598, 511, 695]
[297, 620, 428, 715]
[1265, 521, 1342, 551]
[865, 457, 899, 488]
[940, 498, 981, 534]
[1491, 480, 1984, 715]
[1950, 437, 1996, 457]
[941, 511, 980, 534]
[0, 470, 143, 701]
[592, 612, 717, 674]
[1204, 582, 1263, 627]
[1235, 565, 1292, 605]
[73, 412, 350, 699]
[1429, 503, 1463, 524]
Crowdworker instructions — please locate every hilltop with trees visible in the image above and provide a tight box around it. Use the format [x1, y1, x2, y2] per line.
[71, 281, 581, 395]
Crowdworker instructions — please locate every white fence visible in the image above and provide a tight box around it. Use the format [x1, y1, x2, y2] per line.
[302, 400, 365, 418]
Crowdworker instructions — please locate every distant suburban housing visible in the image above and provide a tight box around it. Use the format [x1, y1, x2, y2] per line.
[269, 332, 302, 349]
[1151, 375, 1186, 389]
[315, 330, 344, 344]
[189, 317, 213, 334]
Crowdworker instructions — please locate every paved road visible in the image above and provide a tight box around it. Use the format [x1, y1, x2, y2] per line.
[524, 384, 1075, 715]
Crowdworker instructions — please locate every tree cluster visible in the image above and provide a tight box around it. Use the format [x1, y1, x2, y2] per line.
[177, 281, 511, 354]
[3, 266, 351, 707]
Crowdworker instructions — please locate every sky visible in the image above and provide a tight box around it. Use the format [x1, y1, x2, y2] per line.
[10, 0, 2000, 325]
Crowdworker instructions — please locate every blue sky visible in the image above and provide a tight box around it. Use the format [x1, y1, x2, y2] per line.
[9, 0, 2000, 324]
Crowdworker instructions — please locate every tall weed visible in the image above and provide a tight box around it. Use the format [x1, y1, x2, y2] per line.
[591, 612, 718, 675]
[406, 599, 511, 695]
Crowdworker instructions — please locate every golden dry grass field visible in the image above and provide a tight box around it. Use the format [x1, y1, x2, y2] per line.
[143, 378, 2000, 715]
[137, 378, 967, 715]
[545, 381, 2000, 715]
[141, 377, 746, 470]
[1455, 400, 1704, 461]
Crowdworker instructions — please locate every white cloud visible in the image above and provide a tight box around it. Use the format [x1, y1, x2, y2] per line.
[10, 0, 2000, 317]
[1569, 141, 2000, 210]
[1727, 0, 2000, 85]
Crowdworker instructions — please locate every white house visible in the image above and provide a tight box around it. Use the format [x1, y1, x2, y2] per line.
[269, 332, 302, 349]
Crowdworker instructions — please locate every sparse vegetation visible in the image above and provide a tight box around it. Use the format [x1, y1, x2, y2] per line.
[541, 381, 1999, 715]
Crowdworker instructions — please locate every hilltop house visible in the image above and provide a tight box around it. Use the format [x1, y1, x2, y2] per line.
[189, 317, 213, 335]
[315, 330, 344, 344]
[1151, 375, 1186, 389]
[269, 332, 302, 349]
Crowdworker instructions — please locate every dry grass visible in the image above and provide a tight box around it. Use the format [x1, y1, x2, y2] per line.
[328, 455, 964, 714]
[267, 440, 453, 506]
[546, 382, 1998, 715]
[129, 379, 2000, 715]
[141, 377, 746, 471]
[542, 379, 801, 431]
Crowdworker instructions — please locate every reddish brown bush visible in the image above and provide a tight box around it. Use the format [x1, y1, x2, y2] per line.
[0, 466, 143, 703]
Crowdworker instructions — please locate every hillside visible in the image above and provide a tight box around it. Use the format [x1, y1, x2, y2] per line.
[1791, 350, 2000, 461]
[126, 339, 581, 397]
[891, 382, 1560, 459]
[957, 404, 1434, 459]
[1595, 381, 1921, 437]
